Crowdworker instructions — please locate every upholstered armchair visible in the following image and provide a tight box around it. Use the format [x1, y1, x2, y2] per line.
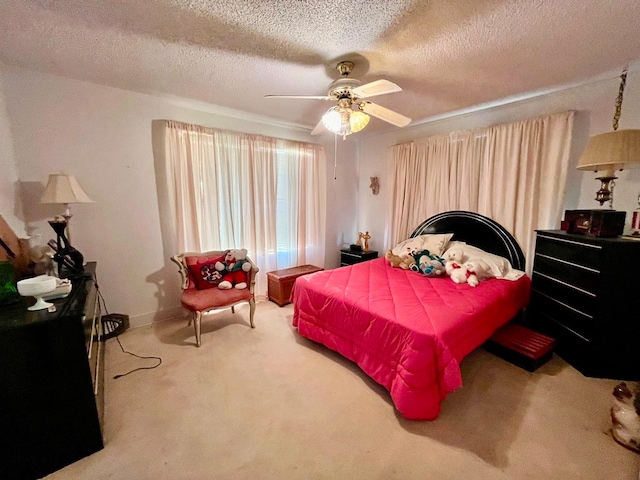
[171, 250, 259, 347]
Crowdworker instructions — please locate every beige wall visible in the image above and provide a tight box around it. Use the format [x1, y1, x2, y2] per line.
[0, 65, 357, 326]
[356, 69, 640, 252]
[0, 66, 26, 239]
[4, 63, 640, 326]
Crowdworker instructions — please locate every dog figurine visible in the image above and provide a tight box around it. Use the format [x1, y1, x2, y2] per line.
[610, 382, 640, 453]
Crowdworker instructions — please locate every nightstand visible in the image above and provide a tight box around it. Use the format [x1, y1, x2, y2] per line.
[340, 249, 378, 266]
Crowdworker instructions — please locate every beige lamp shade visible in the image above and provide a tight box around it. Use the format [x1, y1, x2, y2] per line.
[576, 129, 640, 176]
[40, 174, 94, 205]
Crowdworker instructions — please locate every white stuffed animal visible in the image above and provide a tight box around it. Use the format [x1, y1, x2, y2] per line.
[444, 248, 467, 276]
[215, 248, 252, 289]
[449, 258, 492, 287]
[449, 263, 478, 286]
[464, 258, 493, 282]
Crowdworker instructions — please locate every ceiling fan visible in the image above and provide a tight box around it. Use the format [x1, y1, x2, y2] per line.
[265, 61, 412, 136]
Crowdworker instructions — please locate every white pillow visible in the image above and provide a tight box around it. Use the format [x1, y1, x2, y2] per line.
[391, 233, 454, 258]
[443, 241, 524, 281]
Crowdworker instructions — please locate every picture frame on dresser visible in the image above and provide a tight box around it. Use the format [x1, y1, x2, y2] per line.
[527, 230, 639, 381]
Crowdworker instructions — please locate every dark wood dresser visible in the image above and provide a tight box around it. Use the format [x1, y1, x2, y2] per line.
[340, 249, 378, 266]
[0, 263, 104, 479]
[528, 230, 639, 380]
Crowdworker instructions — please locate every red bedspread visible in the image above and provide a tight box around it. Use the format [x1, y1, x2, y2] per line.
[292, 258, 531, 420]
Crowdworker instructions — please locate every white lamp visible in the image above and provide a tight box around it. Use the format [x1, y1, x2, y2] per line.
[40, 174, 94, 241]
[40, 174, 93, 218]
[576, 68, 640, 206]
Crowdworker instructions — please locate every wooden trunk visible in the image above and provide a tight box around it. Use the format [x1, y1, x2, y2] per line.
[267, 265, 324, 307]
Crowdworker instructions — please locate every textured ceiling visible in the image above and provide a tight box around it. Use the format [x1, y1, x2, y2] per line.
[1, 0, 640, 135]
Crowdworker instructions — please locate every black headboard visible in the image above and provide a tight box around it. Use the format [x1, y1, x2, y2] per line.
[410, 211, 525, 271]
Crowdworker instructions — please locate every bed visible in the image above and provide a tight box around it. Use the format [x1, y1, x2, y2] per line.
[291, 211, 531, 420]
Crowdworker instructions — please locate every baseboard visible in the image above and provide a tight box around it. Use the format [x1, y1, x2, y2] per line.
[127, 305, 186, 329]
[125, 299, 269, 330]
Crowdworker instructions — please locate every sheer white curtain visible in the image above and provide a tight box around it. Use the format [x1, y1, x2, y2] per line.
[162, 121, 326, 297]
[388, 111, 575, 272]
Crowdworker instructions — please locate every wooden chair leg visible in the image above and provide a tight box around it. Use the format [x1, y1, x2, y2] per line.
[249, 298, 256, 328]
[194, 311, 202, 347]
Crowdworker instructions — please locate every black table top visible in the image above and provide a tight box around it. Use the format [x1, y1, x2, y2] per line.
[0, 263, 95, 332]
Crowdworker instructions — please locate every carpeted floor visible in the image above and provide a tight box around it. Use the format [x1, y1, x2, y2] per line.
[45, 301, 640, 479]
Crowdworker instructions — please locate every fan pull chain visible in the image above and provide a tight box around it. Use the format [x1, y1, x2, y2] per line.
[613, 66, 628, 131]
[334, 133, 337, 181]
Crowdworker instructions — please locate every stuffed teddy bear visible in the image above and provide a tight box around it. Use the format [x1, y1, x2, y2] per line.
[443, 248, 467, 275]
[409, 249, 446, 277]
[448, 258, 492, 287]
[384, 249, 415, 270]
[215, 248, 252, 289]
[464, 258, 493, 283]
[448, 263, 478, 286]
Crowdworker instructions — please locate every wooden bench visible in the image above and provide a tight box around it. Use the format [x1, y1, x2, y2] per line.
[484, 323, 556, 372]
[266, 264, 324, 307]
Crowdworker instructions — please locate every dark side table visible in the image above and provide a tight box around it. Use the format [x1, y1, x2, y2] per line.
[340, 249, 378, 266]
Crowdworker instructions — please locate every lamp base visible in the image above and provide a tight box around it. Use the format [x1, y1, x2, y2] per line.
[594, 174, 617, 206]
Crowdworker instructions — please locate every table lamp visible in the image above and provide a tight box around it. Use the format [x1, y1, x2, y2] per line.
[40, 174, 94, 241]
[40, 174, 93, 277]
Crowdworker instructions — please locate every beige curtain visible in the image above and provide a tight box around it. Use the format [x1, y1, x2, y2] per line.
[388, 111, 575, 272]
[163, 121, 326, 297]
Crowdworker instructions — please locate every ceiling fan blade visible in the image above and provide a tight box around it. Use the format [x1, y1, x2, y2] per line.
[352, 79, 402, 98]
[310, 119, 325, 135]
[360, 101, 411, 127]
[265, 95, 331, 100]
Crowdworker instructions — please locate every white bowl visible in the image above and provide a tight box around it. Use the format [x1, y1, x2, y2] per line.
[17, 276, 57, 311]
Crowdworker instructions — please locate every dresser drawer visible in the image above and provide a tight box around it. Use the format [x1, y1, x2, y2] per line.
[529, 290, 594, 341]
[532, 254, 600, 296]
[535, 233, 602, 270]
[531, 271, 598, 316]
[532, 307, 602, 375]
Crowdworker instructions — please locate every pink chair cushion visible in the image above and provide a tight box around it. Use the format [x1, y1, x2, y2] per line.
[181, 286, 253, 312]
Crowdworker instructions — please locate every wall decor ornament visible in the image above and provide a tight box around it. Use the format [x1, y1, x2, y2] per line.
[370, 177, 380, 195]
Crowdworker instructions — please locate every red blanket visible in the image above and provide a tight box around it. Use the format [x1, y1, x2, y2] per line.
[292, 258, 531, 420]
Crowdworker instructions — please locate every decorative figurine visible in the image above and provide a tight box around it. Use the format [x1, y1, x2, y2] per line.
[362, 231, 371, 251]
[48, 219, 84, 277]
[610, 382, 640, 453]
[370, 177, 380, 195]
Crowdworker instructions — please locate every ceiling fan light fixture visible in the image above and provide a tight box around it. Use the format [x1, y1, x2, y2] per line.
[350, 110, 370, 133]
[321, 106, 370, 137]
